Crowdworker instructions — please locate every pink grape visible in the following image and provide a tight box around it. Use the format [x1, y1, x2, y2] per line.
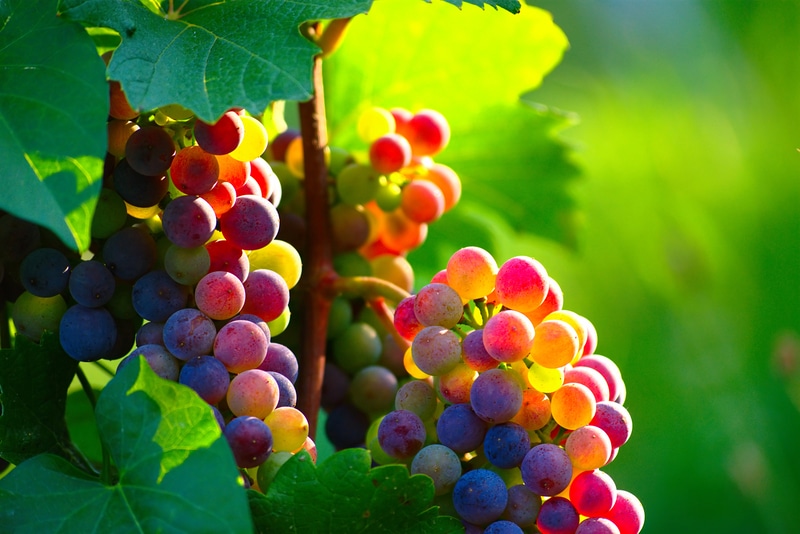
[590, 401, 633, 449]
[193, 110, 244, 155]
[169, 145, 219, 195]
[406, 109, 450, 156]
[565, 425, 613, 471]
[413, 282, 464, 329]
[226, 369, 280, 419]
[576, 518, 621, 534]
[393, 295, 424, 341]
[565, 366, 611, 403]
[194, 271, 246, 320]
[219, 195, 279, 250]
[575, 355, 625, 403]
[420, 163, 460, 211]
[483, 310, 536, 363]
[494, 256, 549, 312]
[241, 269, 290, 323]
[205, 239, 249, 282]
[524, 276, 564, 326]
[570, 469, 617, 517]
[213, 319, 268, 373]
[161, 195, 217, 248]
[369, 133, 411, 174]
[400, 179, 445, 223]
[602, 490, 645, 534]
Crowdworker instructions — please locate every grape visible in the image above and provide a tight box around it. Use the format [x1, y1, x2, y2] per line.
[590, 401, 633, 449]
[236, 175, 262, 197]
[378, 208, 428, 253]
[11, 292, 67, 341]
[227, 369, 280, 419]
[210, 405, 226, 431]
[389, 107, 413, 137]
[545, 310, 588, 360]
[331, 322, 382, 375]
[19, 248, 70, 297]
[452, 469, 507, 526]
[378, 332, 406, 377]
[536, 496, 579, 534]
[576, 517, 621, 534]
[120, 344, 180, 381]
[551, 382, 597, 430]
[413, 283, 463, 329]
[461, 329, 499, 372]
[194, 110, 244, 155]
[493, 256, 548, 313]
[411, 325, 462, 376]
[257, 342, 299, 383]
[400, 179, 445, 223]
[436, 403, 488, 454]
[483, 422, 531, 469]
[325, 403, 370, 449]
[575, 355, 625, 403]
[161, 195, 217, 249]
[224, 416, 273, 468]
[326, 296, 352, 339]
[91, 188, 128, 239]
[406, 109, 450, 157]
[528, 319, 578, 369]
[336, 163, 381, 206]
[214, 319, 268, 373]
[135, 321, 164, 346]
[394, 379, 438, 420]
[163, 244, 210, 286]
[370, 254, 414, 293]
[565, 425, 613, 471]
[219, 195, 279, 250]
[565, 366, 610, 403]
[420, 163, 460, 211]
[520, 443, 573, 497]
[247, 239, 303, 289]
[470, 368, 524, 424]
[205, 240, 249, 282]
[125, 125, 176, 176]
[194, 271, 246, 321]
[108, 80, 139, 120]
[107, 316, 141, 360]
[377, 409, 426, 459]
[241, 269, 289, 323]
[602, 489, 644, 534]
[411, 444, 462, 496]
[256, 451, 292, 493]
[527, 361, 565, 393]
[169, 145, 220, 195]
[501, 484, 541, 527]
[248, 157, 275, 199]
[570, 469, 617, 517]
[112, 159, 169, 208]
[68, 260, 115, 308]
[162, 308, 217, 361]
[436, 362, 477, 404]
[483, 520, 523, 534]
[229, 115, 268, 162]
[216, 154, 250, 189]
[369, 133, 411, 174]
[266, 129, 300, 162]
[59, 305, 117, 361]
[131, 270, 190, 322]
[348, 365, 398, 416]
[107, 119, 139, 158]
[357, 107, 396, 142]
[266, 371, 297, 408]
[200, 181, 237, 217]
[375, 179, 403, 211]
[103, 226, 158, 282]
[264, 407, 309, 453]
[179, 355, 230, 404]
[330, 203, 371, 252]
[510, 388, 552, 431]
[523, 276, 564, 326]
[482, 310, 536, 363]
[446, 246, 498, 301]
[392, 296, 423, 342]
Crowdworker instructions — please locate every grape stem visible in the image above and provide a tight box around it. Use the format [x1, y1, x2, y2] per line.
[76, 365, 113, 485]
[366, 297, 411, 351]
[329, 275, 410, 304]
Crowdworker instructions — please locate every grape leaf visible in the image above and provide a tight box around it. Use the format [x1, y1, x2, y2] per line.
[0, 0, 108, 253]
[58, 0, 373, 122]
[0, 358, 252, 533]
[434, 0, 521, 14]
[0, 333, 79, 466]
[248, 448, 463, 533]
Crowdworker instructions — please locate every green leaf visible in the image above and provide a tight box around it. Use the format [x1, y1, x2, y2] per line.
[65, 388, 103, 465]
[0, 0, 108, 253]
[0, 358, 252, 533]
[249, 448, 463, 533]
[0, 333, 78, 466]
[433, 0, 521, 15]
[59, 0, 373, 122]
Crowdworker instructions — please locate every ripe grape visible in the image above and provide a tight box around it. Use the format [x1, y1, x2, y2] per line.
[501, 484, 542, 528]
[215, 154, 250, 189]
[536, 496, 579, 534]
[529, 319, 579, 368]
[194, 271, 246, 321]
[224, 416, 273, 468]
[435, 362, 477, 404]
[213, 319, 269, 373]
[121, 344, 180, 381]
[377, 409, 426, 459]
[162, 308, 217, 361]
[194, 110, 244, 155]
[169, 145, 219, 195]
[219, 195, 280, 250]
[264, 406, 309, 453]
[19, 248, 70, 298]
[483, 422, 531, 469]
[256, 342, 299, 383]
[227, 369, 280, 419]
[565, 366, 611, 403]
[451, 469, 508, 526]
[330, 203, 371, 252]
[576, 517, 621, 534]
[267, 129, 300, 162]
[520, 443, 572, 496]
[551, 382, 597, 430]
[131, 270, 190, 322]
[200, 180, 237, 217]
[420, 163, 461, 211]
[494, 256, 548, 312]
[602, 489, 645, 534]
[446, 246, 498, 301]
[590, 401, 633, 449]
[413, 282, 463, 328]
[107, 119, 139, 158]
[108, 80, 139, 120]
[400, 179, 445, 223]
[266, 371, 297, 408]
[135, 321, 164, 346]
[524, 276, 564, 325]
[68, 260, 115, 308]
[470, 368, 524, 424]
[436, 403, 488, 454]
[565, 425, 613, 471]
[369, 133, 411, 174]
[570, 469, 617, 517]
[102, 225, 157, 283]
[483, 521, 523, 534]
[461, 329, 499, 372]
[161, 195, 217, 249]
[406, 109, 450, 157]
[482, 310, 536, 363]
[205, 239, 249, 282]
[325, 403, 370, 449]
[510, 388, 552, 431]
[59, 304, 117, 361]
[112, 159, 169, 208]
[411, 325, 462, 376]
[410, 444, 462, 496]
[125, 125, 176, 176]
[575, 355, 625, 403]
[241, 269, 289, 323]
[179, 355, 230, 404]
[393, 295, 424, 341]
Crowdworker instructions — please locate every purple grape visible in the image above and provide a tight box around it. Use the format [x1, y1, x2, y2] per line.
[68, 260, 115, 307]
[520, 443, 573, 497]
[219, 195, 279, 251]
[436, 403, 488, 455]
[162, 308, 217, 361]
[536, 496, 579, 534]
[131, 270, 190, 322]
[377, 409, 426, 459]
[213, 319, 269, 373]
[452, 469, 508, 526]
[575, 517, 621, 534]
[19, 247, 70, 297]
[224, 416, 273, 468]
[501, 484, 541, 527]
[120, 344, 180, 381]
[161, 195, 217, 248]
[470, 368, 523, 424]
[256, 342, 297, 383]
[135, 321, 164, 346]
[321, 362, 350, 410]
[590, 400, 633, 449]
[59, 305, 117, 361]
[112, 158, 169, 207]
[179, 355, 230, 404]
[241, 268, 289, 323]
[102, 226, 158, 281]
[266, 370, 297, 408]
[124, 124, 176, 176]
[210, 404, 226, 431]
[484, 422, 531, 469]
[483, 520, 524, 534]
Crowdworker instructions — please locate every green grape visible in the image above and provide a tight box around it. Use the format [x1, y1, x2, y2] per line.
[375, 180, 402, 211]
[11, 291, 67, 341]
[255, 451, 293, 492]
[327, 296, 353, 339]
[164, 244, 211, 286]
[331, 322, 382, 374]
[328, 145, 355, 176]
[336, 163, 381, 206]
[267, 308, 291, 337]
[91, 188, 128, 239]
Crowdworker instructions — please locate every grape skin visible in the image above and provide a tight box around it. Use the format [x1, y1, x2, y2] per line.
[451, 469, 508, 526]
[59, 305, 117, 361]
[224, 416, 273, 469]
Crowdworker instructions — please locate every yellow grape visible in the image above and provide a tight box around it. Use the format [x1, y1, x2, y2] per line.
[446, 246, 498, 301]
[529, 319, 580, 369]
[265, 407, 309, 453]
[357, 107, 396, 142]
[125, 202, 160, 219]
[229, 115, 268, 162]
[527, 361, 564, 393]
[544, 309, 588, 363]
[550, 382, 596, 430]
[404, 347, 430, 379]
[248, 239, 303, 289]
[267, 308, 290, 336]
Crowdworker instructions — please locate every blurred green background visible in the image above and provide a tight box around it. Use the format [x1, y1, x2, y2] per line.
[511, 1, 800, 531]
[322, 1, 800, 531]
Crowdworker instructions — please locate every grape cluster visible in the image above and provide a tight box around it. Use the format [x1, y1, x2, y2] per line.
[4, 76, 313, 490]
[262, 106, 461, 450]
[371, 246, 644, 534]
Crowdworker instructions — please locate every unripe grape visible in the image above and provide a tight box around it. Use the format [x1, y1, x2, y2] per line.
[229, 115, 268, 162]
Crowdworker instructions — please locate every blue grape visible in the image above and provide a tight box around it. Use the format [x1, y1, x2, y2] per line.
[162, 308, 216, 361]
[131, 270, 190, 322]
[19, 248, 71, 298]
[59, 305, 117, 361]
[483, 520, 524, 534]
[224, 416, 273, 468]
[377, 409, 426, 459]
[520, 443, 573, 497]
[484, 422, 531, 469]
[68, 260, 115, 307]
[103, 226, 158, 282]
[325, 403, 369, 449]
[436, 403, 488, 455]
[179, 355, 230, 404]
[452, 469, 508, 526]
[470, 368, 524, 424]
[501, 484, 541, 527]
[266, 370, 297, 408]
[119, 344, 180, 381]
[161, 195, 217, 248]
[135, 321, 164, 346]
[113, 158, 169, 207]
[536, 496, 579, 534]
